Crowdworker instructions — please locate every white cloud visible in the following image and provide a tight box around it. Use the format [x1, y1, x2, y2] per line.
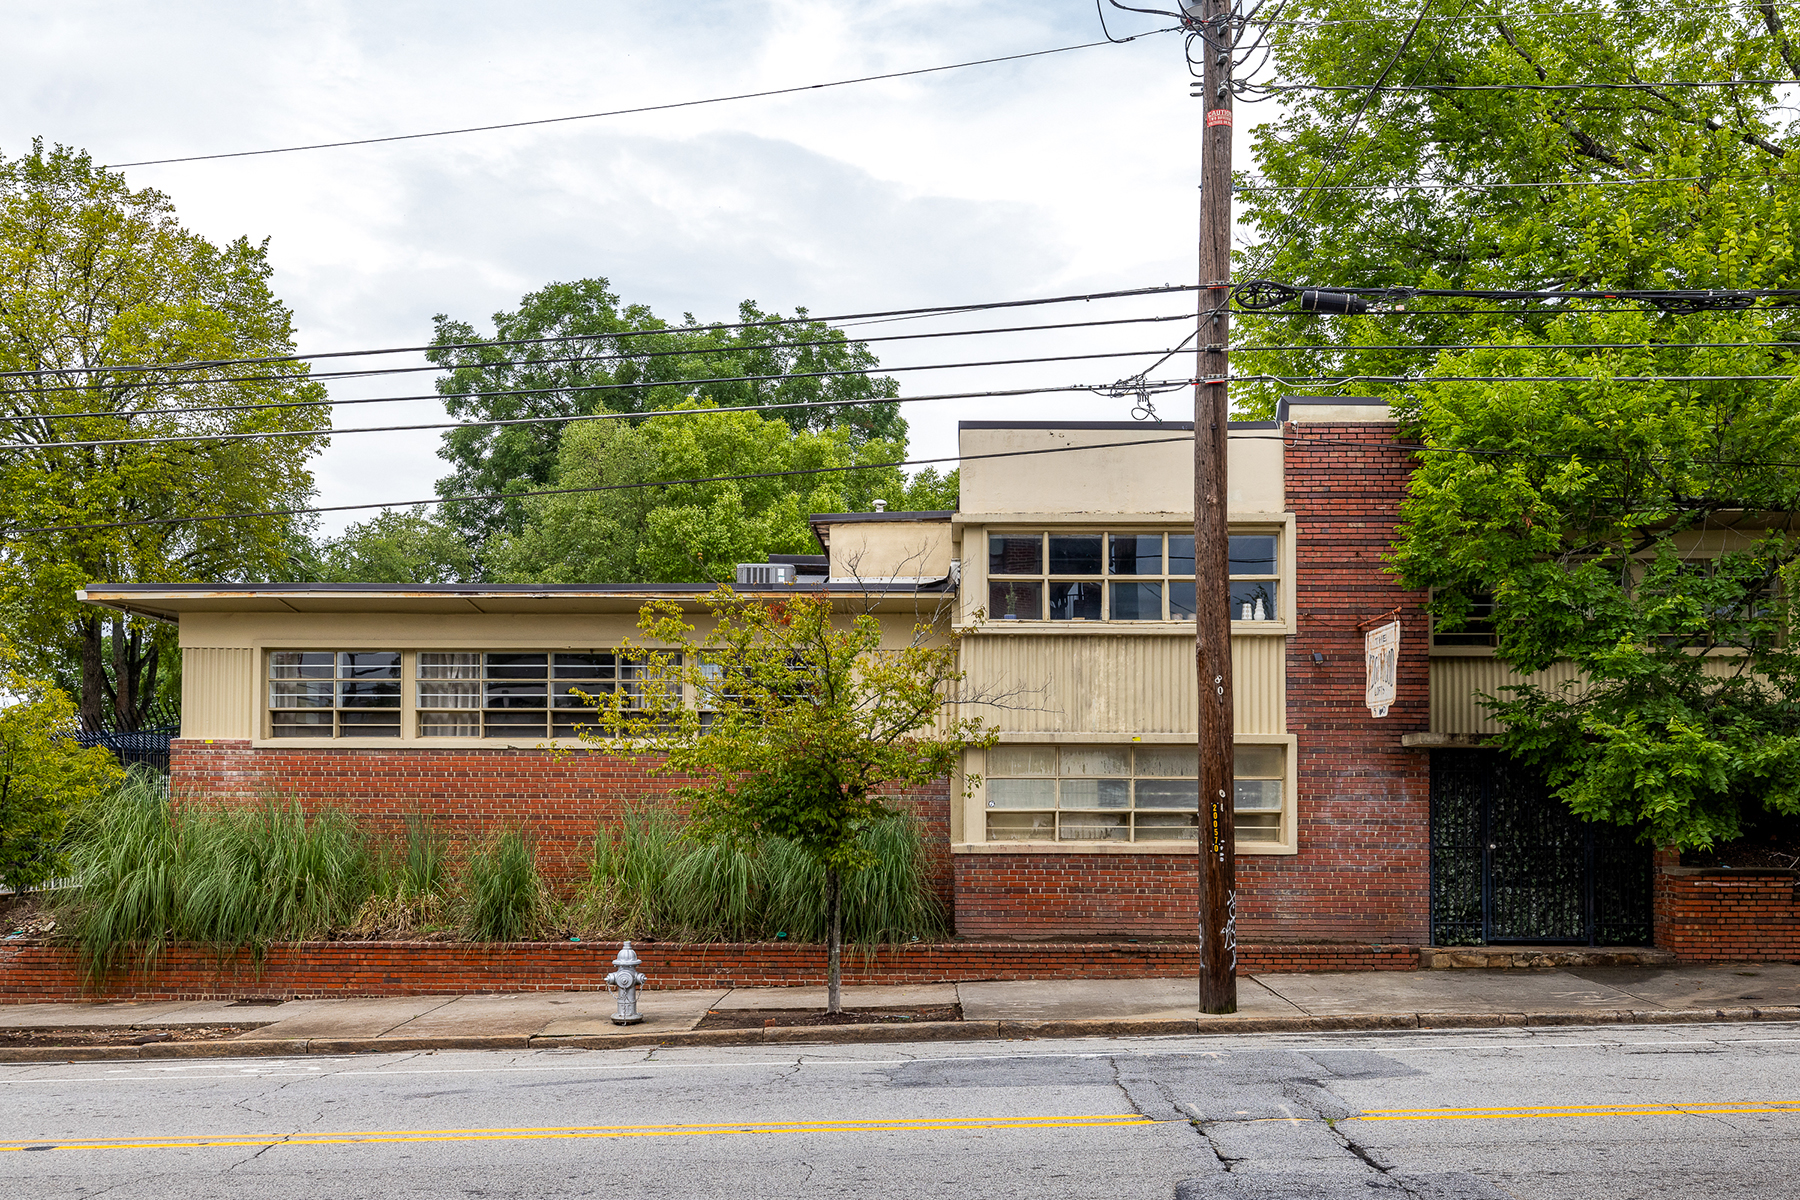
[2, 1, 1263, 538]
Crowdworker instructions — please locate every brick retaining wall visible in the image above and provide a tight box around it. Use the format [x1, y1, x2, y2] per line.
[168, 742, 953, 913]
[0, 940, 1420, 1003]
[1656, 868, 1800, 962]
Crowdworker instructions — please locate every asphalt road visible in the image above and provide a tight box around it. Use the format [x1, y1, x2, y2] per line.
[3, 1023, 1798, 1199]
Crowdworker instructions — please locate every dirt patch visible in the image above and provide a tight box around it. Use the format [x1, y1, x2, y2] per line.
[0, 893, 57, 942]
[695, 1004, 961, 1030]
[1682, 813, 1800, 871]
[0, 1025, 259, 1048]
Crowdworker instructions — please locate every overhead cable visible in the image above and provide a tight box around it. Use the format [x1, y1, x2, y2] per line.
[6, 312, 1196, 403]
[0, 283, 1203, 381]
[0, 352, 1188, 451]
[9, 434, 1201, 536]
[1238, 78, 1793, 92]
[1235, 173, 1798, 192]
[103, 34, 1175, 169]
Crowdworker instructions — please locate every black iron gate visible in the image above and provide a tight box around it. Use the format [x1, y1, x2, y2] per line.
[1430, 750, 1653, 946]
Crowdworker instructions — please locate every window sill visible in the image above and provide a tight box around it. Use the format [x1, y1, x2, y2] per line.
[249, 737, 616, 751]
[953, 840, 1297, 856]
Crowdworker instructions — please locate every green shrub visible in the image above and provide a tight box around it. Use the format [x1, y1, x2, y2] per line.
[0, 646, 125, 893]
[463, 828, 547, 941]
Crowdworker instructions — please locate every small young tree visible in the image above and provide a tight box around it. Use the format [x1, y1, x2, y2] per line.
[584, 587, 994, 1012]
[0, 641, 124, 893]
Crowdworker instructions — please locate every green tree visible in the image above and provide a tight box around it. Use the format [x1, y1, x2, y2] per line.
[0, 141, 327, 729]
[585, 588, 994, 1012]
[0, 640, 124, 892]
[307, 507, 477, 584]
[487, 404, 956, 584]
[1236, 2, 1800, 847]
[428, 279, 904, 552]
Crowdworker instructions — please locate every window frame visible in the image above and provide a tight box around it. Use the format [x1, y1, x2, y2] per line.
[256, 645, 685, 746]
[961, 734, 1298, 855]
[266, 649, 404, 740]
[974, 520, 1294, 631]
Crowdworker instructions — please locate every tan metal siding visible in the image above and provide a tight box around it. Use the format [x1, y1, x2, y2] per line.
[181, 647, 255, 739]
[1429, 657, 1585, 734]
[962, 633, 1284, 736]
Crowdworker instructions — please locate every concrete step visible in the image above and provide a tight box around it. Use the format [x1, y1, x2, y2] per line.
[1422, 945, 1677, 970]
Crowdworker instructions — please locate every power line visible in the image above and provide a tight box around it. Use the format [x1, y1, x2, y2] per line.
[1235, 173, 1797, 192]
[0, 283, 1203, 381]
[5, 311, 1196, 404]
[1241, 78, 1793, 92]
[0, 352, 1188, 452]
[1234, 340, 1800, 353]
[10, 434, 1202, 537]
[102, 34, 1172, 169]
[1257, 4, 1749, 26]
[1242, 372, 1799, 384]
[1235, 279, 1800, 313]
[27, 425, 1800, 538]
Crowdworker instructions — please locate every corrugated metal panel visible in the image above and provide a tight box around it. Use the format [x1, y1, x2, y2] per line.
[181, 647, 255, 739]
[962, 633, 1284, 736]
[1430, 657, 1586, 734]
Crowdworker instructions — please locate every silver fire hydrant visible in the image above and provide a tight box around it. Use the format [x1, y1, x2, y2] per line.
[605, 941, 646, 1025]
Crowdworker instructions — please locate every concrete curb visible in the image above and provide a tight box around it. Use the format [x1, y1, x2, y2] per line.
[5, 1005, 1800, 1063]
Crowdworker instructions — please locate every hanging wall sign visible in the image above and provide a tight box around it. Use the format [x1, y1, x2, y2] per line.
[1364, 620, 1400, 718]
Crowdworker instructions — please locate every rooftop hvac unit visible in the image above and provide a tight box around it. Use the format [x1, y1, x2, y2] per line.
[735, 563, 796, 587]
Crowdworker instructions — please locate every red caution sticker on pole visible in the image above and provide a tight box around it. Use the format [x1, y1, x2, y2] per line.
[1206, 109, 1233, 127]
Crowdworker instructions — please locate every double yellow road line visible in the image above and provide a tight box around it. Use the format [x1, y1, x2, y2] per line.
[0, 1113, 1159, 1153]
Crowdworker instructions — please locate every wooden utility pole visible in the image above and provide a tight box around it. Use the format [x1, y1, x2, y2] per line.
[1195, 0, 1238, 1015]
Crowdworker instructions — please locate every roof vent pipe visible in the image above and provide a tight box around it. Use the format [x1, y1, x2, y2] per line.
[872, 499, 887, 512]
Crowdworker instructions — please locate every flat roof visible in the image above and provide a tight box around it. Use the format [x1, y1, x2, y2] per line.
[78, 580, 951, 622]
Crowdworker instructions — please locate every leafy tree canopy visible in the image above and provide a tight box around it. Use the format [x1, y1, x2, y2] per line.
[0, 638, 124, 892]
[1236, 2, 1800, 848]
[486, 404, 957, 585]
[428, 279, 905, 550]
[299, 507, 477, 584]
[0, 140, 327, 729]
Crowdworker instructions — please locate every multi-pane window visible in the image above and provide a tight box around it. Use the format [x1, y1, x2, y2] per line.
[416, 652, 657, 739]
[986, 532, 1279, 622]
[268, 651, 401, 738]
[983, 743, 1286, 845]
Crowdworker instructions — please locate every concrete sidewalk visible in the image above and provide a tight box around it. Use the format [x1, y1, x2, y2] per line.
[4, 960, 1800, 1061]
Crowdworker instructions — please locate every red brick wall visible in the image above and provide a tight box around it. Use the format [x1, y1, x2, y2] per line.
[1261, 420, 1431, 943]
[953, 423, 1432, 943]
[170, 741, 952, 911]
[1656, 869, 1800, 961]
[954, 853, 1198, 938]
[0, 939, 1419, 1003]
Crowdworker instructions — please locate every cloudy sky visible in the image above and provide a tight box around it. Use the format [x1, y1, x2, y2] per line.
[4, 1, 1272, 534]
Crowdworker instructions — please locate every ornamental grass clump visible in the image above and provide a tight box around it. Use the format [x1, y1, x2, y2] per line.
[463, 828, 548, 941]
[585, 807, 943, 945]
[355, 815, 453, 934]
[56, 769, 182, 979]
[179, 801, 374, 952]
[55, 774, 376, 977]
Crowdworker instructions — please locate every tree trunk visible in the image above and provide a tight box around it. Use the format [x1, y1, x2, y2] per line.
[825, 865, 843, 1015]
[77, 616, 107, 732]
